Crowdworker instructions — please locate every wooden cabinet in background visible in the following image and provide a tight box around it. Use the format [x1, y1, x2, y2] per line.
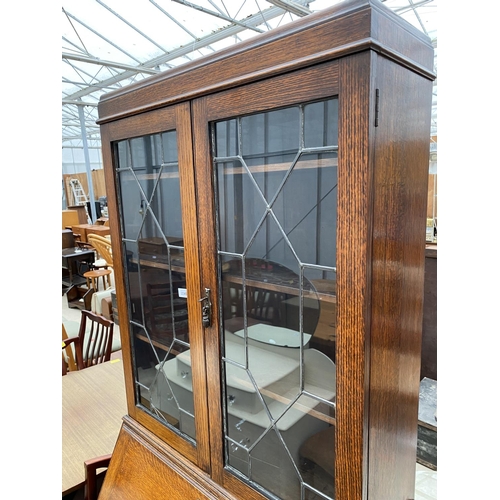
[97, 1, 435, 499]
[71, 224, 111, 243]
[67, 205, 88, 225]
[62, 209, 79, 229]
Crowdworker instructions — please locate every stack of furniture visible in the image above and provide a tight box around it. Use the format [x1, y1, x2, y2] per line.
[62, 228, 96, 308]
[63, 225, 116, 313]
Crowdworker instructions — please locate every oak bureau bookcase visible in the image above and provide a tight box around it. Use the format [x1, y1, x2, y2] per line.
[96, 1, 435, 499]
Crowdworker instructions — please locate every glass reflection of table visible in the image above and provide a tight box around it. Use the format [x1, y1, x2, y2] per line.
[233, 323, 312, 348]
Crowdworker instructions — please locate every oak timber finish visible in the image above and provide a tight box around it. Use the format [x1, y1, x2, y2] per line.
[191, 61, 339, 497]
[367, 54, 433, 500]
[100, 104, 211, 471]
[335, 50, 373, 500]
[97, 1, 435, 499]
[99, 417, 239, 500]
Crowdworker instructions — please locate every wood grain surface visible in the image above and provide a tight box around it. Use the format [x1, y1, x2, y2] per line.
[62, 360, 127, 495]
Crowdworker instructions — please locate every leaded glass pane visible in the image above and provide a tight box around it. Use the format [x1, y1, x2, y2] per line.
[114, 130, 196, 443]
[214, 98, 338, 500]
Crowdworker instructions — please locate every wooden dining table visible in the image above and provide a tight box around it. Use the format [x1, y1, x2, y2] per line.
[62, 359, 127, 495]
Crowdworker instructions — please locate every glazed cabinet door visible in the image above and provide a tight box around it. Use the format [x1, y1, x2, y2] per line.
[101, 102, 210, 471]
[193, 60, 345, 500]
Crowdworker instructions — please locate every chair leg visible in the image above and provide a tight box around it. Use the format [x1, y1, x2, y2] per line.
[84, 454, 112, 500]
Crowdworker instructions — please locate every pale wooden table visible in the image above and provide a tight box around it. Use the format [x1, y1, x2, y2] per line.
[62, 359, 127, 495]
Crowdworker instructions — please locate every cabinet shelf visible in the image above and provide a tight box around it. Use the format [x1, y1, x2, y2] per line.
[131, 156, 338, 181]
[134, 332, 188, 357]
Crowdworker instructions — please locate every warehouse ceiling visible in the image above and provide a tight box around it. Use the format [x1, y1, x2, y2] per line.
[62, 0, 437, 153]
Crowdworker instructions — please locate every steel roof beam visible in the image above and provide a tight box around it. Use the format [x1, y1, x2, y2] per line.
[63, 78, 119, 91]
[63, 3, 307, 102]
[206, 0, 244, 43]
[392, 0, 435, 14]
[63, 99, 99, 106]
[63, 9, 143, 64]
[63, 57, 124, 90]
[62, 35, 88, 55]
[62, 52, 160, 75]
[266, 0, 312, 17]
[171, 0, 265, 33]
[96, 0, 171, 57]
[64, 122, 100, 128]
[149, 0, 217, 55]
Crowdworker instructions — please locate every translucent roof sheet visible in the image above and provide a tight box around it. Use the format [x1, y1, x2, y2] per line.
[62, 0, 437, 151]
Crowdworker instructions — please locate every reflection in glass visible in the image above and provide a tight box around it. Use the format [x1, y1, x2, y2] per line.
[214, 98, 338, 499]
[115, 130, 196, 442]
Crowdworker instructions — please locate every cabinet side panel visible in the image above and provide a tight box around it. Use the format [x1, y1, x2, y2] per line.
[336, 51, 374, 500]
[368, 55, 433, 500]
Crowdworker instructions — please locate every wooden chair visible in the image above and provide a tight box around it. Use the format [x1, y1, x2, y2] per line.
[87, 234, 113, 269]
[63, 310, 114, 370]
[78, 239, 109, 272]
[246, 286, 286, 326]
[84, 454, 112, 500]
[62, 324, 77, 375]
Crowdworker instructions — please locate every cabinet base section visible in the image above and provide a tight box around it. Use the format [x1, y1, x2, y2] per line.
[98, 416, 237, 500]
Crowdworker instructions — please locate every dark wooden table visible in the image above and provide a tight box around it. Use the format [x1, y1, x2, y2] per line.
[62, 247, 95, 287]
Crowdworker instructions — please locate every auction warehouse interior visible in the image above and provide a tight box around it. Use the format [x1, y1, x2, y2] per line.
[61, 1, 438, 499]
